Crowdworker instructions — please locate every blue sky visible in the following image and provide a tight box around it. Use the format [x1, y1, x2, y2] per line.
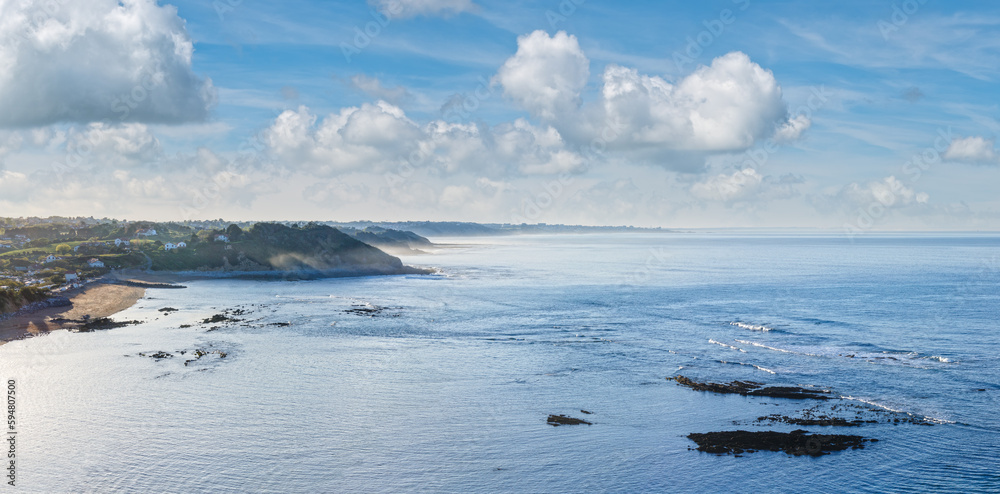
[1, 0, 999, 229]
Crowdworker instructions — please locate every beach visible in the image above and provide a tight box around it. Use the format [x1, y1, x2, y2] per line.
[0, 283, 146, 344]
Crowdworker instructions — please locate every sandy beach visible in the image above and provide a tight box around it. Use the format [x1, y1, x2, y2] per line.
[0, 283, 146, 345]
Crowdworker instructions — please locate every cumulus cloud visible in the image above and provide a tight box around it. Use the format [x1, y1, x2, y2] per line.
[493, 33, 802, 170]
[494, 31, 590, 121]
[598, 53, 789, 152]
[944, 136, 998, 164]
[66, 123, 162, 167]
[691, 168, 801, 204]
[0, 0, 216, 128]
[773, 114, 812, 143]
[370, 0, 477, 18]
[263, 104, 585, 177]
[350, 75, 412, 105]
[838, 176, 929, 209]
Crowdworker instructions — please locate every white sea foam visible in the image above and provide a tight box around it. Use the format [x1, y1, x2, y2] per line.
[841, 396, 957, 424]
[709, 339, 746, 353]
[730, 322, 773, 332]
[734, 339, 797, 354]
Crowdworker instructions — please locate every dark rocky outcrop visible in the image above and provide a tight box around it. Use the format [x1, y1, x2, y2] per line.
[547, 414, 592, 426]
[669, 375, 832, 400]
[687, 430, 873, 456]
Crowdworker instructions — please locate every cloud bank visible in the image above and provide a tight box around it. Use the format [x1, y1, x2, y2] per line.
[0, 0, 216, 128]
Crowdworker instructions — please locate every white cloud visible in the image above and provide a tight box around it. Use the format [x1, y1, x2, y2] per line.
[598, 53, 788, 152]
[264, 103, 422, 175]
[944, 136, 998, 164]
[0, 0, 216, 128]
[691, 168, 765, 202]
[370, 0, 478, 19]
[66, 123, 161, 167]
[350, 75, 412, 105]
[773, 114, 812, 143]
[263, 104, 584, 177]
[691, 169, 802, 204]
[494, 31, 590, 121]
[493, 35, 799, 167]
[838, 176, 929, 209]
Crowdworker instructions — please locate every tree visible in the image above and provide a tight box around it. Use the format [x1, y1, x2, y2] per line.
[225, 224, 244, 241]
[28, 237, 51, 248]
[55, 244, 72, 255]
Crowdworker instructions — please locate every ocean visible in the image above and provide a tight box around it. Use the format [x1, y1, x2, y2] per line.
[1, 233, 999, 493]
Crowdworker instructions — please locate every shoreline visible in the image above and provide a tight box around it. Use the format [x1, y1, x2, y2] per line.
[0, 282, 147, 346]
[0, 266, 434, 346]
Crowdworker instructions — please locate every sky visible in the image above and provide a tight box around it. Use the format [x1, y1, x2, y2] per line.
[1, 0, 999, 230]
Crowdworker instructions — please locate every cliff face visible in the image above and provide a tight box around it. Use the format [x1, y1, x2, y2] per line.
[0, 287, 51, 315]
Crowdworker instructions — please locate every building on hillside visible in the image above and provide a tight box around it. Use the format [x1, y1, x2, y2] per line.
[88, 258, 105, 268]
[215, 235, 229, 243]
[65, 273, 79, 282]
[165, 243, 178, 251]
[44, 255, 60, 263]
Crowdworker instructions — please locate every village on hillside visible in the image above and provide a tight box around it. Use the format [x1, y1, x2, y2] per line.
[0, 217, 244, 311]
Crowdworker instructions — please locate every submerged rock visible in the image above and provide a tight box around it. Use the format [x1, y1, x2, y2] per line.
[547, 414, 592, 426]
[687, 430, 873, 456]
[669, 375, 831, 400]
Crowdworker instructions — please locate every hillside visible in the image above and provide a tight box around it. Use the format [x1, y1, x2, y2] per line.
[148, 223, 421, 275]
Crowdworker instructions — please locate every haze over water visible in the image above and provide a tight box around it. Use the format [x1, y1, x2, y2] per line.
[2, 233, 999, 493]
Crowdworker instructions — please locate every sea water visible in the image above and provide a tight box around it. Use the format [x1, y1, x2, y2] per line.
[1, 233, 999, 493]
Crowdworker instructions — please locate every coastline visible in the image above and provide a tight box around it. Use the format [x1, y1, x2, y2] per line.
[0, 283, 147, 345]
[0, 266, 433, 346]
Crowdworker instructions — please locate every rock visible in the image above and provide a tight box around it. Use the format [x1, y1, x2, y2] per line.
[158, 307, 179, 313]
[755, 414, 864, 427]
[80, 318, 141, 331]
[669, 375, 831, 400]
[687, 430, 871, 456]
[547, 414, 592, 426]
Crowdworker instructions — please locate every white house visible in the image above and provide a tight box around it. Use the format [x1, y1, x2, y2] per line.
[65, 273, 79, 282]
[114, 238, 131, 247]
[177, 242, 187, 248]
[164, 243, 178, 251]
[215, 234, 229, 243]
[88, 258, 105, 268]
[44, 255, 60, 263]
[136, 229, 157, 237]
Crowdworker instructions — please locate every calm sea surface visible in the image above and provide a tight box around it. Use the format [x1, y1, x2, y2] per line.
[1, 233, 999, 493]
